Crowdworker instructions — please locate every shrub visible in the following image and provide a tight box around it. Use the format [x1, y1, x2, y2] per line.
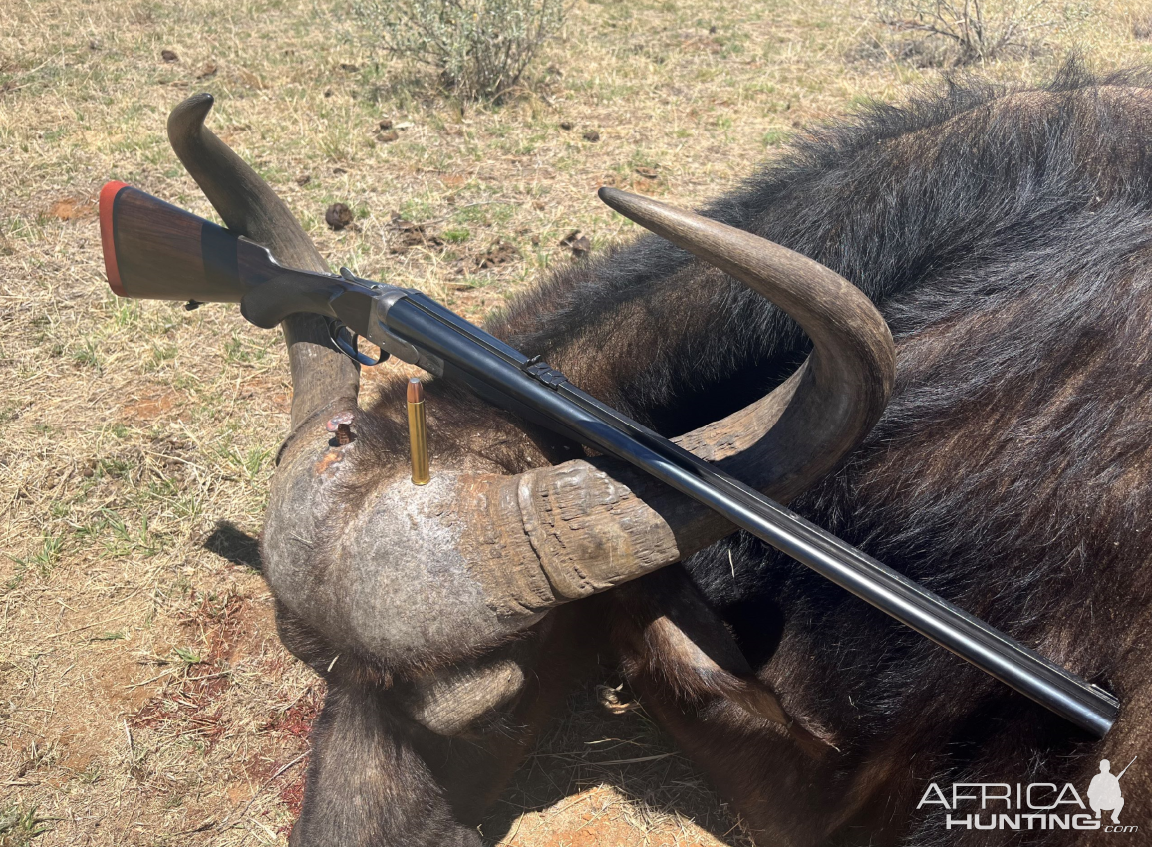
[353, 0, 566, 100]
[875, 0, 1089, 64]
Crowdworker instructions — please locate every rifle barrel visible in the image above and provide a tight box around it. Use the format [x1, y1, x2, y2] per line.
[370, 287, 1119, 739]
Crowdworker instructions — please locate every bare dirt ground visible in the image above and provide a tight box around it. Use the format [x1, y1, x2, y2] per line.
[2, 0, 1149, 844]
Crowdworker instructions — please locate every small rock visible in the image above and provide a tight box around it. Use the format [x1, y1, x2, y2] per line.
[332, 167, 347, 175]
[559, 121, 573, 131]
[582, 130, 600, 143]
[560, 230, 591, 258]
[325, 203, 354, 230]
[324, 88, 333, 98]
[378, 118, 394, 131]
[340, 63, 359, 72]
[196, 62, 218, 79]
[377, 130, 400, 143]
[89, 39, 101, 51]
[296, 174, 311, 186]
[161, 49, 179, 63]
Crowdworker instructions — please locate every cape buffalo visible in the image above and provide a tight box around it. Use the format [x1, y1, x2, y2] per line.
[162, 62, 1151, 845]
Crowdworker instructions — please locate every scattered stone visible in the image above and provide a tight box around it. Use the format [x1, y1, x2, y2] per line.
[161, 49, 179, 63]
[296, 174, 311, 186]
[377, 130, 400, 143]
[325, 203, 354, 230]
[196, 62, 218, 79]
[559, 121, 573, 131]
[582, 130, 600, 143]
[560, 230, 591, 258]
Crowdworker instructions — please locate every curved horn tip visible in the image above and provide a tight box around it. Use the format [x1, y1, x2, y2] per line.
[596, 187, 697, 243]
[598, 186, 643, 216]
[167, 92, 215, 139]
[597, 185, 625, 204]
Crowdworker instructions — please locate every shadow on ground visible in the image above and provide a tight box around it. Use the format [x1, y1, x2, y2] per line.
[482, 681, 753, 846]
[203, 520, 263, 572]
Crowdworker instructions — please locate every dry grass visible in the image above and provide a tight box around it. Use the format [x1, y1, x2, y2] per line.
[0, 0, 1148, 844]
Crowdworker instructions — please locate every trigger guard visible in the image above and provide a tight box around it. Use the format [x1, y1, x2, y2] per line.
[328, 319, 388, 366]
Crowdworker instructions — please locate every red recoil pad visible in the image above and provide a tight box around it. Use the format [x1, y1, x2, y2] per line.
[100, 181, 130, 297]
[95, 182, 251, 305]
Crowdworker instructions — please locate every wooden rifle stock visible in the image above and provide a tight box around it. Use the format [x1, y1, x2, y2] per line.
[101, 181, 271, 304]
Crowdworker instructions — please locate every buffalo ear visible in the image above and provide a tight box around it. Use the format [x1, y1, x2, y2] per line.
[610, 570, 832, 755]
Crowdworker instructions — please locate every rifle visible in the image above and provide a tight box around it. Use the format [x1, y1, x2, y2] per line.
[98, 179, 1120, 737]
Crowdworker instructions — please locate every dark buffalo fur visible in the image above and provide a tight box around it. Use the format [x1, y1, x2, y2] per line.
[494, 61, 1152, 844]
[289, 63, 1152, 845]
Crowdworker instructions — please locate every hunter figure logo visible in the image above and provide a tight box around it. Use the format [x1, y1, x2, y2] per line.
[917, 756, 1138, 832]
[1088, 758, 1134, 824]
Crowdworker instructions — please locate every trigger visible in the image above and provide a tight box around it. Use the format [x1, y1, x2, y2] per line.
[327, 319, 388, 366]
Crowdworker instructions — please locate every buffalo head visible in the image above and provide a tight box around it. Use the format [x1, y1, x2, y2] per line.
[163, 91, 894, 842]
